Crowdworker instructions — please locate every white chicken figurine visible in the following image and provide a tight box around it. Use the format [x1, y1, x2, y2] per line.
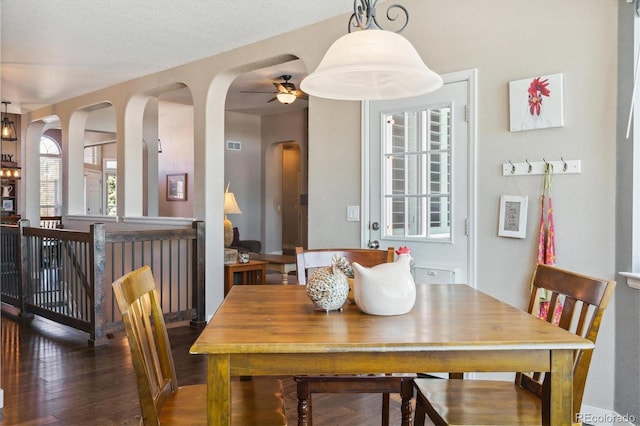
[305, 255, 350, 312]
[352, 246, 416, 316]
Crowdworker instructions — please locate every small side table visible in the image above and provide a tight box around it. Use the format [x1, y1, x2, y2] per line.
[224, 260, 267, 296]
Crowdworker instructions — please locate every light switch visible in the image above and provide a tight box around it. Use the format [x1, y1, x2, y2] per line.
[347, 205, 360, 222]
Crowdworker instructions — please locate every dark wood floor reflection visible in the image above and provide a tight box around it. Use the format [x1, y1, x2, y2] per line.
[1, 311, 416, 425]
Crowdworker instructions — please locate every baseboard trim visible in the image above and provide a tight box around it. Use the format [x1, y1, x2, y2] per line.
[578, 405, 636, 425]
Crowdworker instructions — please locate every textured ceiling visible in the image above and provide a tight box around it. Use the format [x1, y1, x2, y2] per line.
[0, 0, 353, 115]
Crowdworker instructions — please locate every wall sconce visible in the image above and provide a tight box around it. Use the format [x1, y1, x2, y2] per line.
[1, 101, 18, 141]
[301, 0, 442, 101]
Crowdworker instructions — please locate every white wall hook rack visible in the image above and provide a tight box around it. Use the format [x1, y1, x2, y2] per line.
[502, 159, 581, 176]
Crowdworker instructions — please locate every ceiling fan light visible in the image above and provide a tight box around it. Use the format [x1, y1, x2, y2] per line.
[301, 30, 443, 101]
[276, 92, 297, 104]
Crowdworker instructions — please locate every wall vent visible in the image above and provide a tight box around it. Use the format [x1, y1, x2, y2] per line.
[226, 141, 241, 151]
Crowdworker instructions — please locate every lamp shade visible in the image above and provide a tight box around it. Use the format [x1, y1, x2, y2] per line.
[224, 192, 242, 215]
[301, 29, 443, 101]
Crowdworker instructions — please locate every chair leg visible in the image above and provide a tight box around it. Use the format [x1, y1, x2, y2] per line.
[400, 378, 414, 426]
[296, 379, 312, 426]
[382, 393, 390, 426]
[414, 382, 447, 426]
[414, 394, 427, 426]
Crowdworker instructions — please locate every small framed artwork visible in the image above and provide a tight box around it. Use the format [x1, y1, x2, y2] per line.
[166, 173, 187, 201]
[2, 199, 14, 212]
[509, 73, 564, 132]
[498, 195, 528, 239]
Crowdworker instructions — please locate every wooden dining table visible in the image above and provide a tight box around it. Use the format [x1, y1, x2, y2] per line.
[190, 284, 593, 425]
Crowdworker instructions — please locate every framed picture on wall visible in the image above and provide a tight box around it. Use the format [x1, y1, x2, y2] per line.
[2, 199, 14, 212]
[167, 173, 187, 201]
[498, 195, 528, 239]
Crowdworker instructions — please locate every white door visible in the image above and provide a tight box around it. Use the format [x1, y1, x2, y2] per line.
[84, 170, 102, 215]
[363, 70, 476, 286]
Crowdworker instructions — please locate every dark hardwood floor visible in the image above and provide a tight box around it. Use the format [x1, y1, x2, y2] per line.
[1, 310, 419, 425]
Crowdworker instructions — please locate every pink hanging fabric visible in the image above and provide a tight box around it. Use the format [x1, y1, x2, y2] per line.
[545, 197, 556, 266]
[537, 167, 556, 266]
[536, 166, 561, 325]
[537, 196, 546, 265]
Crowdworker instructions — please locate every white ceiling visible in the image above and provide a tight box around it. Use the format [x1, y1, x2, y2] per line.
[0, 0, 353, 115]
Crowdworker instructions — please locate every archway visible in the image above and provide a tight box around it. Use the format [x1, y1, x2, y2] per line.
[224, 58, 308, 254]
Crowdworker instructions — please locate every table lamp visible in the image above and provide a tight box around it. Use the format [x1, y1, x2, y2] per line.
[224, 183, 242, 247]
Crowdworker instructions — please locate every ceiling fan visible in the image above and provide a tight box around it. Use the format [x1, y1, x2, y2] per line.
[242, 75, 308, 104]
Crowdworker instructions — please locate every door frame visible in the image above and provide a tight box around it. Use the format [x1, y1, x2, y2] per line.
[360, 69, 478, 287]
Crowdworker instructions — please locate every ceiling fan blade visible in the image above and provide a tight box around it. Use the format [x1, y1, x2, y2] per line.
[240, 90, 277, 94]
[290, 90, 308, 100]
[266, 97, 277, 103]
[274, 82, 287, 93]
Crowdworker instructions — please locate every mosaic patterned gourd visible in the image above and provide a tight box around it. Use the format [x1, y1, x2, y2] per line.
[331, 254, 354, 279]
[306, 256, 350, 312]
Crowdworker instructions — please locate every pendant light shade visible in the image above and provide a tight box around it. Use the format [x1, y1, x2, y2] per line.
[1, 101, 18, 141]
[302, 0, 442, 101]
[302, 30, 442, 101]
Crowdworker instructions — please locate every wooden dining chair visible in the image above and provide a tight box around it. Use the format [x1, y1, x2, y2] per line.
[112, 265, 287, 426]
[295, 246, 394, 285]
[294, 246, 415, 426]
[412, 264, 616, 426]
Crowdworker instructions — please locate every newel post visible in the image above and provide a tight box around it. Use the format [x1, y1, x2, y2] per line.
[190, 220, 206, 328]
[89, 223, 108, 346]
[18, 219, 33, 319]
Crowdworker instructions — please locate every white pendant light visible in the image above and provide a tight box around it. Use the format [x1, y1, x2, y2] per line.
[301, 1, 442, 101]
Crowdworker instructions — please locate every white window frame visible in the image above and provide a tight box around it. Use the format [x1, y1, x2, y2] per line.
[39, 135, 62, 216]
[380, 106, 453, 242]
[84, 145, 100, 166]
[103, 158, 117, 216]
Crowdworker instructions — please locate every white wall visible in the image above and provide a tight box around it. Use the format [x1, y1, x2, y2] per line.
[158, 101, 194, 218]
[224, 111, 262, 242]
[615, 1, 640, 421]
